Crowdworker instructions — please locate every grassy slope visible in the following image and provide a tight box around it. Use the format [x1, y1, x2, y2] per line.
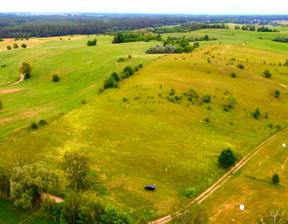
[0, 197, 55, 224]
[0, 44, 288, 220]
[0, 35, 159, 138]
[203, 129, 288, 223]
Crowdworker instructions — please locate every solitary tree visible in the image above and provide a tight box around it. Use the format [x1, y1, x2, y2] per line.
[52, 74, 60, 82]
[264, 70, 272, 78]
[6, 46, 11, 50]
[19, 62, 32, 79]
[272, 173, 280, 184]
[21, 43, 27, 48]
[218, 148, 238, 168]
[62, 151, 90, 191]
[274, 90, 280, 98]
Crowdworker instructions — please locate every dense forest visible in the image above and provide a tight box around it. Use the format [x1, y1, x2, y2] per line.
[0, 14, 288, 38]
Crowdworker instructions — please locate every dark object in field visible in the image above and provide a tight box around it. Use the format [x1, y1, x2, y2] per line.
[144, 185, 156, 191]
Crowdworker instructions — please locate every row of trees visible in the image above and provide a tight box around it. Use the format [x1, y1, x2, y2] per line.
[6, 43, 27, 50]
[112, 32, 162, 44]
[273, 36, 288, 43]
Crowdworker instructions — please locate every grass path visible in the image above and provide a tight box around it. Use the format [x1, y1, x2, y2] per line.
[150, 127, 288, 224]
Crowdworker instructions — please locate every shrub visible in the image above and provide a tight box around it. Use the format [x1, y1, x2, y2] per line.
[1, 65, 7, 68]
[272, 173, 280, 184]
[13, 43, 18, 49]
[252, 108, 261, 119]
[218, 148, 238, 168]
[237, 64, 244, 69]
[38, 119, 48, 126]
[169, 89, 176, 96]
[134, 66, 139, 72]
[263, 70, 272, 78]
[30, 122, 38, 129]
[230, 72, 236, 78]
[87, 39, 97, 46]
[204, 117, 210, 123]
[123, 66, 134, 76]
[117, 57, 125, 62]
[6, 46, 11, 50]
[185, 187, 196, 198]
[110, 72, 120, 82]
[104, 78, 118, 89]
[81, 99, 87, 104]
[128, 55, 132, 59]
[223, 95, 237, 108]
[202, 94, 211, 103]
[184, 88, 198, 98]
[0, 100, 2, 110]
[122, 97, 128, 102]
[274, 90, 280, 98]
[139, 64, 143, 69]
[52, 74, 60, 82]
[21, 43, 27, 48]
[98, 87, 104, 93]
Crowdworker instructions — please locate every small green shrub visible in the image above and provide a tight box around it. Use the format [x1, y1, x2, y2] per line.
[117, 57, 125, 62]
[38, 119, 48, 126]
[123, 97, 128, 102]
[81, 99, 87, 104]
[52, 74, 60, 82]
[30, 122, 38, 129]
[202, 94, 211, 103]
[169, 89, 176, 96]
[263, 70, 272, 78]
[272, 173, 280, 184]
[24, 74, 31, 79]
[1, 65, 7, 68]
[237, 64, 244, 69]
[274, 90, 280, 98]
[185, 187, 196, 198]
[21, 43, 27, 48]
[6, 46, 11, 50]
[184, 88, 198, 98]
[252, 108, 261, 119]
[205, 117, 210, 123]
[230, 72, 236, 78]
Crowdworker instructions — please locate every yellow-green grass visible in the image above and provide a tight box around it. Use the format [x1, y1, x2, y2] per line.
[162, 28, 288, 54]
[0, 45, 288, 220]
[202, 128, 288, 223]
[0, 35, 160, 138]
[0, 197, 56, 224]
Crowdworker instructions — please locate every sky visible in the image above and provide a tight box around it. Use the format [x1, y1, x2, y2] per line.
[1, 0, 288, 14]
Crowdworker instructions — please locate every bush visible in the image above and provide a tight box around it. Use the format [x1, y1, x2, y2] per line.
[237, 64, 244, 69]
[87, 39, 97, 46]
[52, 74, 60, 82]
[38, 119, 48, 126]
[139, 64, 143, 69]
[223, 95, 237, 108]
[117, 57, 125, 62]
[104, 78, 118, 89]
[6, 46, 11, 50]
[30, 122, 38, 129]
[13, 43, 18, 49]
[0, 100, 2, 110]
[218, 148, 238, 168]
[1, 65, 7, 68]
[81, 99, 87, 104]
[184, 88, 198, 98]
[21, 43, 27, 48]
[264, 70, 272, 78]
[204, 117, 210, 123]
[252, 108, 261, 119]
[123, 66, 134, 76]
[169, 89, 176, 96]
[185, 187, 196, 198]
[110, 72, 120, 82]
[272, 173, 280, 184]
[202, 94, 211, 103]
[274, 90, 280, 98]
[128, 55, 132, 59]
[230, 72, 236, 78]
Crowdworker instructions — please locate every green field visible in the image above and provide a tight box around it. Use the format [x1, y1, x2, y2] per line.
[1, 26, 288, 223]
[0, 35, 159, 138]
[0, 197, 55, 224]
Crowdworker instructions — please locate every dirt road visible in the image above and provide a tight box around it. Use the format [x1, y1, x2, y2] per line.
[150, 127, 288, 224]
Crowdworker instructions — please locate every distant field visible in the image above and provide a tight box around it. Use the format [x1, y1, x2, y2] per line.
[0, 35, 159, 138]
[0, 197, 55, 224]
[1, 44, 288, 221]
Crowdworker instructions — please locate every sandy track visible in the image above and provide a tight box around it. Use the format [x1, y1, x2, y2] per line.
[150, 127, 288, 224]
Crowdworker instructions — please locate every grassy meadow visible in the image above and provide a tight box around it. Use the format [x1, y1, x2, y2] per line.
[1, 39, 288, 221]
[0, 197, 56, 224]
[0, 35, 159, 138]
